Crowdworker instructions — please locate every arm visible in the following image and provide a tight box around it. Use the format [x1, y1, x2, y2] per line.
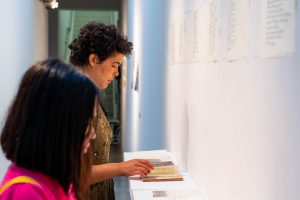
[90, 159, 154, 183]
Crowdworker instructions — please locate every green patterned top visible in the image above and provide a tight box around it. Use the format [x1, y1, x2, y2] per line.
[89, 103, 115, 200]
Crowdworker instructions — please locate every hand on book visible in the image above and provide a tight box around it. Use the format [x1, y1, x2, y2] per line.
[141, 161, 184, 182]
[119, 159, 154, 176]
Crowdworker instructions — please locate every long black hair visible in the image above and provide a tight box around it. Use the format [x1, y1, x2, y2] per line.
[1, 58, 98, 198]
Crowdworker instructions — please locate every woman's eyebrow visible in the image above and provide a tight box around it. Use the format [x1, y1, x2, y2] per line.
[112, 61, 121, 65]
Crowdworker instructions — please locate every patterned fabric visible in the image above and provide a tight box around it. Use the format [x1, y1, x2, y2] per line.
[89, 102, 115, 200]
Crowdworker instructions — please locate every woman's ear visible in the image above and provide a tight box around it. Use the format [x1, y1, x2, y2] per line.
[88, 54, 99, 67]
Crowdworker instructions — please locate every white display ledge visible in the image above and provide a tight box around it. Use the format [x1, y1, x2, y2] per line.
[123, 150, 209, 200]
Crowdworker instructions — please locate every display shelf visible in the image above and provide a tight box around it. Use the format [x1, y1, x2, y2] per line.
[124, 150, 207, 200]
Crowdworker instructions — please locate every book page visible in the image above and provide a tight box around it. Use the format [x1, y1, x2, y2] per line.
[260, 0, 296, 58]
[193, 0, 209, 63]
[227, 0, 251, 61]
[183, 10, 193, 63]
[206, 0, 221, 62]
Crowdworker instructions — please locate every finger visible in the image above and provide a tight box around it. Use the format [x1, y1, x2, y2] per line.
[135, 162, 153, 172]
[134, 167, 149, 175]
[129, 170, 145, 176]
[123, 162, 150, 175]
[136, 159, 154, 168]
[132, 163, 152, 174]
[128, 166, 150, 176]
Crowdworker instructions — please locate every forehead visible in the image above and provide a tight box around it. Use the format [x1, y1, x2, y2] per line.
[109, 53, 125, 62]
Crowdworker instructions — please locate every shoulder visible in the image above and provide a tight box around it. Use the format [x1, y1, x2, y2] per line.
[0, 183, 48, 200]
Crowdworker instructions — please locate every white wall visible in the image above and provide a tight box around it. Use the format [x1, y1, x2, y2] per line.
[0, 0, 48, 179]
[126, 0, 300, 199]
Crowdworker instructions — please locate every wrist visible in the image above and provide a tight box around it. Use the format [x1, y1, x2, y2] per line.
[113, 162, 123, 176]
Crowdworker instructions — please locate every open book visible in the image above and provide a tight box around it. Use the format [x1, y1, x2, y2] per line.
[141, 160, 183, 182]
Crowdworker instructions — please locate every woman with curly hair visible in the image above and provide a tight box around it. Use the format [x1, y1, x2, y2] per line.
[68, 22, 153, 200]
[0, 58, 98, 200]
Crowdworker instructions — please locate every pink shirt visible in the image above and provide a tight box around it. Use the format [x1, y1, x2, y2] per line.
[0, 164, 76, 200]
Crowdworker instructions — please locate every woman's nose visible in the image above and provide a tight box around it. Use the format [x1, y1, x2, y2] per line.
[114, 69, 119, 77]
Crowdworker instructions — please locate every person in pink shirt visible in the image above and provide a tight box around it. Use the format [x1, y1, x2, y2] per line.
[0, 58, 99, 199]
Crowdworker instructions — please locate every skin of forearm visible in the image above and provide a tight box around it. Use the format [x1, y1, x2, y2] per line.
[90, 163, 121, 183]
[89, 159, 153, 184]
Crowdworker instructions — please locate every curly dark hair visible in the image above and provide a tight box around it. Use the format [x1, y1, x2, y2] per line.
[68, 22, 133, 66]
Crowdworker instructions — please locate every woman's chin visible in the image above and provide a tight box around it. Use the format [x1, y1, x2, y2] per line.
[96, 83, 107, 89]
